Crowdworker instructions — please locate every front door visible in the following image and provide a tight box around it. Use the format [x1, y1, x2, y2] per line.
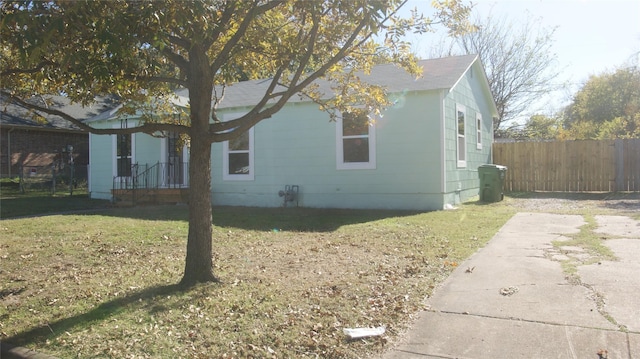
[165, 132, 187, 187]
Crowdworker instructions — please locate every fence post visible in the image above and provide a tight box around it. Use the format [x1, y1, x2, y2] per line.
[69, 161, 75, 196]
[52, 163, 57, 195]
[133, 164, 138, 206]
[19, 164, 25, 193]
[615, 139, 624, 191]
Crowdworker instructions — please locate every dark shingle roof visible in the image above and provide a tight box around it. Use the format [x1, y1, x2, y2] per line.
[1, 94, 119, 131]
[89, 54, 488, 122]
[365, 54, 479, 91]
[172, 54, 479, 110]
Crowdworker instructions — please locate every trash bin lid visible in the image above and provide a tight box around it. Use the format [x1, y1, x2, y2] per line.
[478, 164, 507, 171]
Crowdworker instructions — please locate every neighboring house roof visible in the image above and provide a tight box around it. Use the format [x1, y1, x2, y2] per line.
[0, 94, 119, 132]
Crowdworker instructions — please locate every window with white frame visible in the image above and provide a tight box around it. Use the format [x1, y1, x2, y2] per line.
[456, 104, 466, 167]
[476, 113, 483, 150]
[222, 113, 254, 180]
[336, 110, 376, 170]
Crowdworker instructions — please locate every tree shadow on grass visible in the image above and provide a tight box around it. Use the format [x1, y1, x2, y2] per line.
[0, 194, 111, 219]
[211, 206, 425, 232]
[79, 205, 426, 233]
[2, 283, 194, 351]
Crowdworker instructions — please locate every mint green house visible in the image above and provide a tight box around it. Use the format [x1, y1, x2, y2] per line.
[87, 54, 498, 210]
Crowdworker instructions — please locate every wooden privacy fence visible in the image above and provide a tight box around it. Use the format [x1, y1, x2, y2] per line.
[493, 139, 640, 192]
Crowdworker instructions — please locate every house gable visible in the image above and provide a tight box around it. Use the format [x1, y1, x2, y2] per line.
[442, 59, 496, 205]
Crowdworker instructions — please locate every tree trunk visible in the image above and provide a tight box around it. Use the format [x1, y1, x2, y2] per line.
[180, 46, 218, 287]
[180, 133, 217, 287]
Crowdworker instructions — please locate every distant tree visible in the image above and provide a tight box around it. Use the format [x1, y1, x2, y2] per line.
[521, 114, 562, 140]
[493, 114, 562, 140]
[557, 120, 599, 140]
[596, 117, 639, 139]
[564, 66, 640, 139]
[434, 11, 560, 132]
[1, 0, 473, 287]
[493, 127, 520, 140]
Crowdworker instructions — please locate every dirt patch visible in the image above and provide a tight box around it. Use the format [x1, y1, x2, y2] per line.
[506, 192, 640, 213]
[594, 215, 640, 237]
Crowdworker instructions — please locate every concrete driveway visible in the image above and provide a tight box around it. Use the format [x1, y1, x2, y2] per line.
[384, 212, 640, 359]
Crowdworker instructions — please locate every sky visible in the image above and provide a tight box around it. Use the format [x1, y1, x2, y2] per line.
[403, 0, 640, 123]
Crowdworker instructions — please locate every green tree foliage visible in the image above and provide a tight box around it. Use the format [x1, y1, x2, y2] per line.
[1, 0, 473, 287]
[564, 66, 640, 139]
[522, 114, 563, 140]
[495, 114, 562, 141]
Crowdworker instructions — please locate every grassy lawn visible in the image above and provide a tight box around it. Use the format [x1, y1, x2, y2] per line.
[1, 179, 111, 219]
[3, 192, 637, 358]
[0, 199, 517, 358]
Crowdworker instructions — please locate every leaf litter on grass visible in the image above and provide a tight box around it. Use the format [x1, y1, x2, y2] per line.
[1, 204, 515, 358]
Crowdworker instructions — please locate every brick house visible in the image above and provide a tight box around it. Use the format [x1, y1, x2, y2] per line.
[0, 94, 117, 178]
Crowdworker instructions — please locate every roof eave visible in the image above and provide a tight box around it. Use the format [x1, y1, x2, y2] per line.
[1, 123, 87, 134]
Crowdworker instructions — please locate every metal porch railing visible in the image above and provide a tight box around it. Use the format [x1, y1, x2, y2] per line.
[112, 162, 189, 204]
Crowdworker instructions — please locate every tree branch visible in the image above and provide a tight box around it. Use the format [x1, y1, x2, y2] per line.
[161, 47, 189, 72]
[126, 74, 187, 87]
[207, 66, 285, 137]
[0, 59, 57, 77]
[201, 1, 237, 52]
[1, 90, 188, 136]
[287, 12, 321, 90]
[209, 14, 373, 142]
[207, 0, 407, 142]
[167, 33, 191, 50]
[209, 0, 285, 75]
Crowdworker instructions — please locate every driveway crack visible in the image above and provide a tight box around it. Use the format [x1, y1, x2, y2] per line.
[567, 274, 628, 332]
[433, 309, 626, 333]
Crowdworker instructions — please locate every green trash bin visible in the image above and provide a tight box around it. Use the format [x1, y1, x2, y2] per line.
[478, 164, 507, 202]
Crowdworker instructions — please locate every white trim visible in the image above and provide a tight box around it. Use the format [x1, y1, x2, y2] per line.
[160, 137, 167, 163]
[476, 112, 483, 150]
[449, 55, 479, 93]
[440, 90, 447, 193]
[456, 104, 467, 168]
[336, 111, 377, 170]
[222, 113, 254, 181]
[88, 135, 92, 194]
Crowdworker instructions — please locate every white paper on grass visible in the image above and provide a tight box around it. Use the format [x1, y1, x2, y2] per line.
[343, 326, 386, 339]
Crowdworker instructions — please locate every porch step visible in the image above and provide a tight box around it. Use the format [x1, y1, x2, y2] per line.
[114, 200, 134, 207]
[111, 188, 189, 205]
